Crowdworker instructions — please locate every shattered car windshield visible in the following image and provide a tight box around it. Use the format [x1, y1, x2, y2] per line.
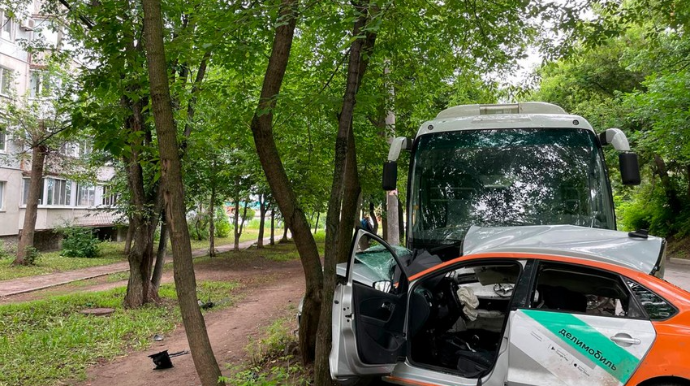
[409, 128, 614, 247]
[354, 245, 411, 282]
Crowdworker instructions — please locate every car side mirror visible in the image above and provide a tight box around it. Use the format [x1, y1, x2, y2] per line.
[382, 161, 397, 191]
[619, 152, 641, 185]
[373, 280, 393, 293]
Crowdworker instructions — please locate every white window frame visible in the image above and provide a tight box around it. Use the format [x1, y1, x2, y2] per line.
[1, 11, 14, 41]
[101, 185, 117, 207]
[0, 67, 13, 96]
[45, 177, 72, 206]
[77, 184, 96, 207]
[0, 181, 5, 211]
[21, 177, 45, 206]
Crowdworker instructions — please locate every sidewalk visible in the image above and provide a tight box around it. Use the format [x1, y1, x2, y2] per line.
[0, 238, 267, 298]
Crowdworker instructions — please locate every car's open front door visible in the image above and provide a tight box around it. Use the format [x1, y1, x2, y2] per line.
[330, 230, 411, 384]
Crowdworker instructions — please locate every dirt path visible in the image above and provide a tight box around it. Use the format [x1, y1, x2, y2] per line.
[77, 260, 305, 386]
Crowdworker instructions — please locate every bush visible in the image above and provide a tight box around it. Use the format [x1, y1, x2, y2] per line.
[0, 241, 14, 259]
[60, 227, 100, 258]
[215, 209, 231, 238]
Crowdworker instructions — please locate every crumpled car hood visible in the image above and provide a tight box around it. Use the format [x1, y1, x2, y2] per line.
[463, 225, 664, 274]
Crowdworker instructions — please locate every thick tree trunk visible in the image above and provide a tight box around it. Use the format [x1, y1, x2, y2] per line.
[249, 0, 323, 364]
[209, 184, 216, 257]
[270, 206, 276, 246]
[257, 194, 266, 248]
[315, 2, 378, 383]
[233, 199, 240, 251]
[141, 0, 224, 384]
[14, 144, 47, 265]
[124, 219, 134, 255]
[151, 214, 167, 290]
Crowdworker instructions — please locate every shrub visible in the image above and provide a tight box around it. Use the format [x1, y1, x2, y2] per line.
[0, 241, 14, 259]
[60, 226, 100, 258]
[215, 208, 231, 238]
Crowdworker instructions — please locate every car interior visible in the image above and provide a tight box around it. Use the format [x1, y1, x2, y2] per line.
[531, 263, 645, 318]
[408, 262, 521, 378]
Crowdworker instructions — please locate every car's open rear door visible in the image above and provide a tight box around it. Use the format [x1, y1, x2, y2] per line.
[330, 230, 410, 384]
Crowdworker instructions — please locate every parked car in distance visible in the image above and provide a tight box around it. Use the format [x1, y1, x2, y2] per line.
[330, 226, 690, 386]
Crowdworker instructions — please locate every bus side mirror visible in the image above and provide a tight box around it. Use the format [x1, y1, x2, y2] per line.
[620, 152, 641, 185]
[382, 161, 397, 191]
[600, 128, 641, 185]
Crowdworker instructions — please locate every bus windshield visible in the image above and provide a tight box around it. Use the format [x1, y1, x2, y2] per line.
[409, 128, 614, 248]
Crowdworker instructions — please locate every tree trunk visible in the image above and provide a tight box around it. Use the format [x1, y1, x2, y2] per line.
[336, 126, 361, 264]
[209, 183, 216, 258]
[368, 202, 377, 234]
[249, 0, 323, 364]
[257, 194, 266, 248]
[281, 221, 289, 242]
[382, 203, 388, 241]
[398, 198, 405, 243]
[239, 201, 248, 236]
[313, 212, 320, 234]
[315, 2, 378, 383]
[233, 199, 240, 251]
[686, 164, 690, 200]
[14, 144, 47, 265]
[270, 206, 276, 246]
[141, 0, 224, 384]
[124, 219, 134, 255]
[654, 154, 681, 213]
[151, 214, 167, 290]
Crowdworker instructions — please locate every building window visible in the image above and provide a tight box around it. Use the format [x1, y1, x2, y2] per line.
[0, 181, 5, 210]
[1, 11, 13, 41]
[29, 71, 52, 99]
[46, 178, 71, 206]
[77, 184, 96, 207]
[0, 67, 13, 96]
[102, 185, 117, 206]
[22, 177, 45, 205]
[0, 131, 6, 152]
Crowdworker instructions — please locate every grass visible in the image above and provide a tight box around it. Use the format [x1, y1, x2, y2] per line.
[0, 280, 240, 386]
[222, 307, 310, 386]
[0, 226, 287, 282]
[0, 241, 128, 281]
[185, 227, 278, 250]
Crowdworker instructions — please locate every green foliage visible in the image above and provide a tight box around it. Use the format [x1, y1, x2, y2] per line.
[22, 246, 41, 266]
[0, 280, 240, 386]
[221, 314, 308, 385]
[215, 209, 231, 238]
[0, 242, 127, 281]
[0, 242, 13, 259]
[242, 207, 256, 223]
[60, 226, 101, 258]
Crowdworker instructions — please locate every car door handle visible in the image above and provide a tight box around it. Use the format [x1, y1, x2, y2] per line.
[610, 333, 640, 346]
[381, 301, 394, 312]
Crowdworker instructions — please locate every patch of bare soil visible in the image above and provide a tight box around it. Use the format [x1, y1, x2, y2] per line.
[74, 256, 305, 386]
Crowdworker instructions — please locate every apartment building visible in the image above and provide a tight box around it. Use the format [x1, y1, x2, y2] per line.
[0, 5, 123, 249]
